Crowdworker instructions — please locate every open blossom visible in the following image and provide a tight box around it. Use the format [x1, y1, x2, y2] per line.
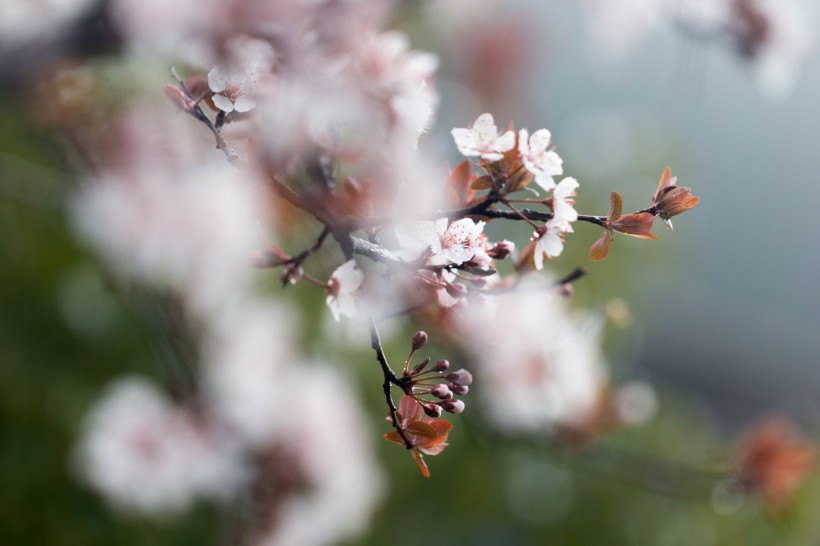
[74, 377, 243, 516]
[451, 113, 515, 162]
[518, 128, 563, 191]
[457, 291, 607, 431]
[397, 217, 490, 267]
[208, 37, 276, 113]
[532, 177, 579, 269]
[326, 260, 364, 321]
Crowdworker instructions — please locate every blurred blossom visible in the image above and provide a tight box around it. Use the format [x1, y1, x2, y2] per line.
[615, 381, 659, 425]
[75, 377, 245, 516]
[581, 0, 814, 96]
[0, 0, 94, 45]
[735, 0, 815, 97]
[71, 112, 267, 319]
[458, 291, 607, 431]
[203, 300, 299, 448]
[582, 0, 665, 60]
[252, 366, 384, 546]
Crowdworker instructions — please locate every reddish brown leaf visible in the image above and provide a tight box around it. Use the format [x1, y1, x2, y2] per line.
[471, 175, 494, 190]
[608, 191, 623, 222]
[589, 230, 612, 261]
[612, 213, 657, 240]
[411, 449, 431, 478]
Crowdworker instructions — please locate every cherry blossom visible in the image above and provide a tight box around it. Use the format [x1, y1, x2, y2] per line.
[451, 113, 515, 162]
[458, 291, 607, 431]
[518, 128, 564, 191]
[532, 177, 579, 269]
[326, 260, 364, 321]
[207, 36, 276, 113]
[75, 377, 244, 516]
[397, 217, 490, 267]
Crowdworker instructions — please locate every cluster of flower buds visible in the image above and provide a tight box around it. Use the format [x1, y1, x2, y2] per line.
[400, 331, 471, 418]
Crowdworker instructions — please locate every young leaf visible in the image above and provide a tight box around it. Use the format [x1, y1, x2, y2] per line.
[589, 230, 613, 261]
[609, 191, 623, 221]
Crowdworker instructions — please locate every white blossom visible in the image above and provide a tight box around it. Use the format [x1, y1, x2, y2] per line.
[75, 377, 244, 516]
[208, 36, 276, 113]
[253, 366, 384, 546]
[518, 128, 564, 191]
[532, 177, 579, 269]
[0, 0, 95, 45]
[457, 291, 607, 430]
[744, 0, 814, 97]
[451, 113, 516, 162]
[396, 217, 489, 267]
[326, 260, 364, 321]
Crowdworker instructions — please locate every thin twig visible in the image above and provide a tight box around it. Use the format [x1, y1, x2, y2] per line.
[369, 318, 413, 449]
[169, 67, 242, 166]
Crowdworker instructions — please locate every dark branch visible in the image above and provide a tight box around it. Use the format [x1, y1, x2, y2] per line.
[370, 318, 413, 450]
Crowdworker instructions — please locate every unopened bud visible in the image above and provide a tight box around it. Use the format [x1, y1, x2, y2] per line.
[451, 384, 469, 396]
[488, 240, 515, 260]
[411, 331, 428, 351]
[432, 359, 450, 372]
[558, 283, 574, 297]
[446, 369, 473, 387]
[410, 358, 431, 376]
[430, 384, 453, 400]
[441, 399, 465, 414]
[423, 403, 443, 418]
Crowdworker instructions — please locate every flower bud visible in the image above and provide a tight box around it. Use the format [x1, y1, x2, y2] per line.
[423, 403, 443, 418]
[411, 331, 428, 351]
[432, 359, 450, 372]
[441, 399, 465, 414]
[451, 384, 469, 396]
[488, 240, 515, 260]
[410, 358, 431, 376]
[430, 384, 453, 400]
[447, 369, 473, 387]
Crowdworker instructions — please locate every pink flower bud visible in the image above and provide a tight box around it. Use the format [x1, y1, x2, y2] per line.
[423, 403, 443, 418]
[441, 399, 465, 414]
[430, 384, 453, 400]
[447, 369, 473, 387]
[411, 331, 429, 351]
[433, 359, 450, 372]
[451, 384, 469, 396]
[488, 240, 515, 260]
